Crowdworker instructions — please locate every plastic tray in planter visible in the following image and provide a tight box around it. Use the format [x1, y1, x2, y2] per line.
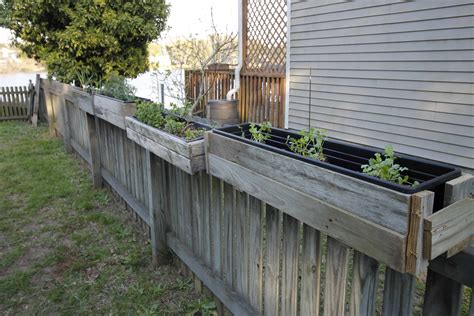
[125, 115, 210, 175]
[94, 94, 136, 129]
[205, 123, 462, 273]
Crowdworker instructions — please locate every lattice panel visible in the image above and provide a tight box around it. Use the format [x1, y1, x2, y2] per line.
[244, 0, 287, 75]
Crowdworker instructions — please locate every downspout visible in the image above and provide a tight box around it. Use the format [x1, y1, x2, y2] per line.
[226, 0, 243, 101]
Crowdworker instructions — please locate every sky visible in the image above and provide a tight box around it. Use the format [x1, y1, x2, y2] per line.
[0, 0, 238, 44]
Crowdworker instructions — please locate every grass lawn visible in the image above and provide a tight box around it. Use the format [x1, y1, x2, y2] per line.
[0, 122, 214, 315]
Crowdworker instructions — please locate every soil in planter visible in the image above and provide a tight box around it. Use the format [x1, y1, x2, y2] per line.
[215, 123, 461, 212]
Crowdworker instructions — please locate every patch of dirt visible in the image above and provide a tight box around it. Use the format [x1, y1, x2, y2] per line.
[0, 246, 50, 277]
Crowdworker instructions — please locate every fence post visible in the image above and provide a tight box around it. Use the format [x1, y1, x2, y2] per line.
[422, 175, 473, 316]
[146, 150, 168, 266]
[86, 94, 102, 187]
[60, 93, 72, 153]
[31, 74, 41, 127]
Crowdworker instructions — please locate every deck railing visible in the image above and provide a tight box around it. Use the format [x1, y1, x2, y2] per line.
[185, 70, 286, 128]
[37, 78, 474, 316]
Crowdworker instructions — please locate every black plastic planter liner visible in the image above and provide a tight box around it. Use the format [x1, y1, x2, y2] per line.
[214, 123, 461, 211]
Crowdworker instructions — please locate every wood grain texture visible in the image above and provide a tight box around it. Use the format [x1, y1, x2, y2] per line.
[101, 168, 150, 226]
[167, 233, 258, 316]
[207, 132, 411, 234]
[264, 205, 281, 316]
[281, 214, 300, 316]
[300, 224, 321, 316]
[424, 198, 474, 260]
[126, 127, 205, 175]
[223, 182, 234, 288]
[146, 151, 168, 265]
[323, 237, 349, 316]
[382, 268, 415, 316]
[86, 111, 102, 188]
[350, 252, 379, 316]
[247, 195, 263, 313]
[405, 191, 434, 274]
[208, 153, 407, 272]
[126, 117, 204, 157]
[209, 176, 222, 277]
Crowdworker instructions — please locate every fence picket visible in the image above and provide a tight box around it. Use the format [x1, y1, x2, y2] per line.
[324, 237, 350, 316]
[300, 224, 322, 316]
[264, 205, 281, 316]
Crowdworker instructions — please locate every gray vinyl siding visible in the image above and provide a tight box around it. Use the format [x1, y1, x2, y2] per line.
[287, 0, 474, 170]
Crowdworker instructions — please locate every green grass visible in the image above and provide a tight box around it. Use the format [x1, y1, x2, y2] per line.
[0, 122, 215, 315]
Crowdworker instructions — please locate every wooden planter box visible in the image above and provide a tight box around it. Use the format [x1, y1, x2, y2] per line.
[125, 116, 207, 175]
[205, 127, 472, 274]
[94, 94, 136, 129]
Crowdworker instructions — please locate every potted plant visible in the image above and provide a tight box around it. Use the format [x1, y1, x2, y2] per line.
[93, 75, 137, 129]
[205, 122, 462, 273]
[126, 102, 211, 174]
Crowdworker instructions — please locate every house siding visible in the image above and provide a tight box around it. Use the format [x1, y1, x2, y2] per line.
[287, 0, 474, 170]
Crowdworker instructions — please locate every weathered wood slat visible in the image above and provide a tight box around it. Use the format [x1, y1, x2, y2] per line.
[101, 168, 150, 226]
[207, 132, 411, 234]
[323, 237, 350, 316]
[281, 214, 300, 315]
[210, 176, 222, 276]
[300, 224, 322, 316]
[264, 205, 281, 316]
[247, 195, 263, 313]
[405, 191, 434, 274]
[207, 153, 407, 272]
[350, 252, 379, 316]
[424, 198, 474, 260]
[223, 183, 234, 287]
[167, 233, 258, 316]
[234, 190, 247, 296]
[146, 151, 167, 265]
[126, 127, 205, 175]
[382, 269, 415, 316]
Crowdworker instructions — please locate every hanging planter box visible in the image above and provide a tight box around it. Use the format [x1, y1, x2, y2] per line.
[205, 123, 463, 274]
[93, 94, 136, 129]
[125, 115, 210, 175]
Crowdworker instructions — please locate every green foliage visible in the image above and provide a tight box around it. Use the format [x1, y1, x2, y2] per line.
[248, 121, 272, 143]
[135, 101, 206, 141]
[4, 0, 169, 83]
[135, 101, 166, 128]
[184, 299, 217, 316]
[286, 128, 326, 161]
[361, 145, 419, 187]
[99, 75, 137, 102]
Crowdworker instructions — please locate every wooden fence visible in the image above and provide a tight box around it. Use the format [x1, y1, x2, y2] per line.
[38, 78, 474, 316]
[0, 85, 33, 120]
[185, 71, 286, 128]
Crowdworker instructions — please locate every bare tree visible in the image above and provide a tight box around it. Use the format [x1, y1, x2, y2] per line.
[154, 9, 237, 115]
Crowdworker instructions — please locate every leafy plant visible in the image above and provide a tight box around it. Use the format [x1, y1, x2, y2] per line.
[135, 101, 206, 141]
[361, 145, 419, 187]
[99, 75, 137, 102]
[286, 128, 326, 161]
[135, 101, 166, 128]
[248, 121, 272, 143]
[185, 299, 217, 316]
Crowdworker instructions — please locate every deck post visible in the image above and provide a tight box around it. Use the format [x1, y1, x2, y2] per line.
[146, 150, 168, 266]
